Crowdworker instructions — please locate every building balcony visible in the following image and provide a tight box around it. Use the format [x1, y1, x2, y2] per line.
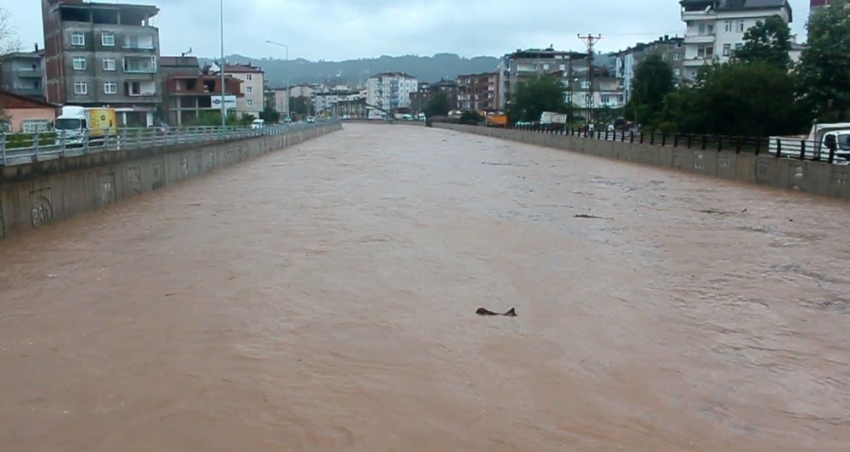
[684, 32, 715, 44]
[15, 68, 43, 78]
[123, 55, 157, 73]
[681, 11, 716, 22]
[683, 56, 713, 67]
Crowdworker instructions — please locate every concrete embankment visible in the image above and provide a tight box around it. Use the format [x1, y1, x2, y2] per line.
[0, 123, 342, 241]
[434, 123, 850, 201]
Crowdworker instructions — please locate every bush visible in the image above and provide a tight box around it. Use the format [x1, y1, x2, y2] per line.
[2, 132, 57, 149]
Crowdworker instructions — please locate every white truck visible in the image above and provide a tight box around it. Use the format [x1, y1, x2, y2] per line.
[768, 123, 850, 164]
[540, 111, 568, 126]
[54, 106, 117, 146]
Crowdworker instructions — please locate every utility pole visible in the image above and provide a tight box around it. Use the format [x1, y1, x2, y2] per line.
[578, 34, 602, 127]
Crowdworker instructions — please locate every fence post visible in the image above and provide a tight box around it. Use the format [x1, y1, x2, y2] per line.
[60, 132, 67, 157]
[717, 136, 722, 152]
[701, 134, 707, 150]
[604, 130, 609, 141]
[828, 142, 836, 164]
[0, 134, 5, 166]
[775, 138, 782, 158]
[84, 130, 90, 154]
[799, 140, 806, 160]
[650, 130, 655, 145]
[754, 137, 760, 155]
[735, 136, 741, 154]
[630, 131, 634, 143]
[32, 132, 40, 162]
[687, 134, 692, 149]
[661, 131, 667, 147]
[639, 130, 644, 144]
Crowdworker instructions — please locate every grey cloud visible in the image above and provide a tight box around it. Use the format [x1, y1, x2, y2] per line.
[6, 0, 811, 60]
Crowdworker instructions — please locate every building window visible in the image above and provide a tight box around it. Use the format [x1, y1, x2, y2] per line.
[74, 81, 88, 95]
[103, 58, 116, 71]
[104, 81, 117, 94]
[697, 45, 714, 59]
[725, 20, 732, 32]
[247, 74, 253, 81]
[73, 57, 86, 70]
[673, 52, 681, 61]
[246, 86, 253, 94]
[71, 32, 85, 46]
[247, 99, 254, 107]
[22, 120, 51, 134]
[102, 33, 115, 46]
[737, 20, 745, 32]
[674, 68, 681, 77]
[735, 43, 744, 51]
[723, 44, 731, 56]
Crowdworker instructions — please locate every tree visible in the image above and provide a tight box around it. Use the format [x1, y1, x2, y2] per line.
[424, 90, 450, 117]
[459, 110, 482, 125]
[624, 53, 675, 128]
[796, 0, 850, 122]
[663, 61, 800, 136]
[0, 7, 22, 55]
[507, 75, 569, 123]
[732, 15, 792, 70]
[260, 106, 281, 124]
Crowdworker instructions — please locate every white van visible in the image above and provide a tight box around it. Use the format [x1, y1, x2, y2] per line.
[250, 119, 265, 129]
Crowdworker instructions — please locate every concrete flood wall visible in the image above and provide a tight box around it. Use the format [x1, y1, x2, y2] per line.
[0, 123, 342, 241]
[435, 124, 850, 201]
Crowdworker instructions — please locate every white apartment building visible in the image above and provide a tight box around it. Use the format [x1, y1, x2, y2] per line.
[224, 63, 265, 118]
[365, 72, 418, 112]
[680, 0, 793, 80]
[312, 89, 362, 115]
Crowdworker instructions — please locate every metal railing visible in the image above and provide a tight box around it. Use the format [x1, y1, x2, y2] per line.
[0, 120, 338, 167]
[477, 122, 850, 166]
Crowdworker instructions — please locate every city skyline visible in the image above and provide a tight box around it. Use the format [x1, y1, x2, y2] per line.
[6, 0, 810, 61]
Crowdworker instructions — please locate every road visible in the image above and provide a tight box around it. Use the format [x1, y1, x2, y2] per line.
[1, 123, 849, 451]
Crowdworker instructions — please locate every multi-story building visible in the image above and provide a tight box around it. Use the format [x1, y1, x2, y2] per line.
[0, 47, 46, 100]
[498, 48, 587, 111]
[679, 0, 793, 80]
[159, 56, 243, 126]
[409, 79, 459, 114]
[312, 89, 361, 115]
[365, 72, 418, 114]
[457, 72, 500, 112]
[40, 0, 161, 127]
[615, 36, 685, 103]
[222, 63, 264, 119]
[267, 87, 289, 116]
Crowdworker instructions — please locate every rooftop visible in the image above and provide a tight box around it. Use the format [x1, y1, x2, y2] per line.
[224, 63, 264, 74]
[52, 0, 159, 26]
[680, 0, 792, 21]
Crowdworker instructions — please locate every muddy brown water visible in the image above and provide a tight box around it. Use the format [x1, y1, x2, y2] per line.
[1, 124, 849, 451]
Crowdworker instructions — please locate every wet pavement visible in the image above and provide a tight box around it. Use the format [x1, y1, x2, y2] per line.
[1, 123, 849, 451]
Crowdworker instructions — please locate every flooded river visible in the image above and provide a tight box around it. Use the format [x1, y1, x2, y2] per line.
[1, 124, 849, 451]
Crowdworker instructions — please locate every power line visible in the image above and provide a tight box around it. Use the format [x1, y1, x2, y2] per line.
[578, 34, 602, 125]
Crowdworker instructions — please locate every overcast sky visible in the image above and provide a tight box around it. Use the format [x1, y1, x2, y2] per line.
[7, 0, 810, 60]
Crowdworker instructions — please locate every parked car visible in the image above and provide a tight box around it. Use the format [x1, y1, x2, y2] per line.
[250, 119, 265, 129]
[307, 116, 316, 123]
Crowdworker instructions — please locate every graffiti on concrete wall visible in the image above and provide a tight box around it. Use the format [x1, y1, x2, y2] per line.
[30, 189, 54, 229]
[152, 160, 164, 190]
[208, 152, 216, 169]
[195, 151, 202, 173]
[180, 157, 189, 179]
[100, 173, 116, 206]
[127, 166, 142, 195]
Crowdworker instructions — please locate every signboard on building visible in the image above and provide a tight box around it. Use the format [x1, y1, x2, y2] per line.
[211, 95, 237, 110]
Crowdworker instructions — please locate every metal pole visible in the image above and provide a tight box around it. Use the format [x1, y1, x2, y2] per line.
[220, 0, 226, 130]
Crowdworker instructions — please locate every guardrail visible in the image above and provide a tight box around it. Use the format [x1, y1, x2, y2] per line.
[476, 123, 850, 166]
[0, 121, 338, 167]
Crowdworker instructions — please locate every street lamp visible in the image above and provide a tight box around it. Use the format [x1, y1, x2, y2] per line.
[220, 0, 226, 129]
[265, 40, 289, 118]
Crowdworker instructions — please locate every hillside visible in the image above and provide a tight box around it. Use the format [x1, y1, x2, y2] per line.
[200, 53, 501, 87]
